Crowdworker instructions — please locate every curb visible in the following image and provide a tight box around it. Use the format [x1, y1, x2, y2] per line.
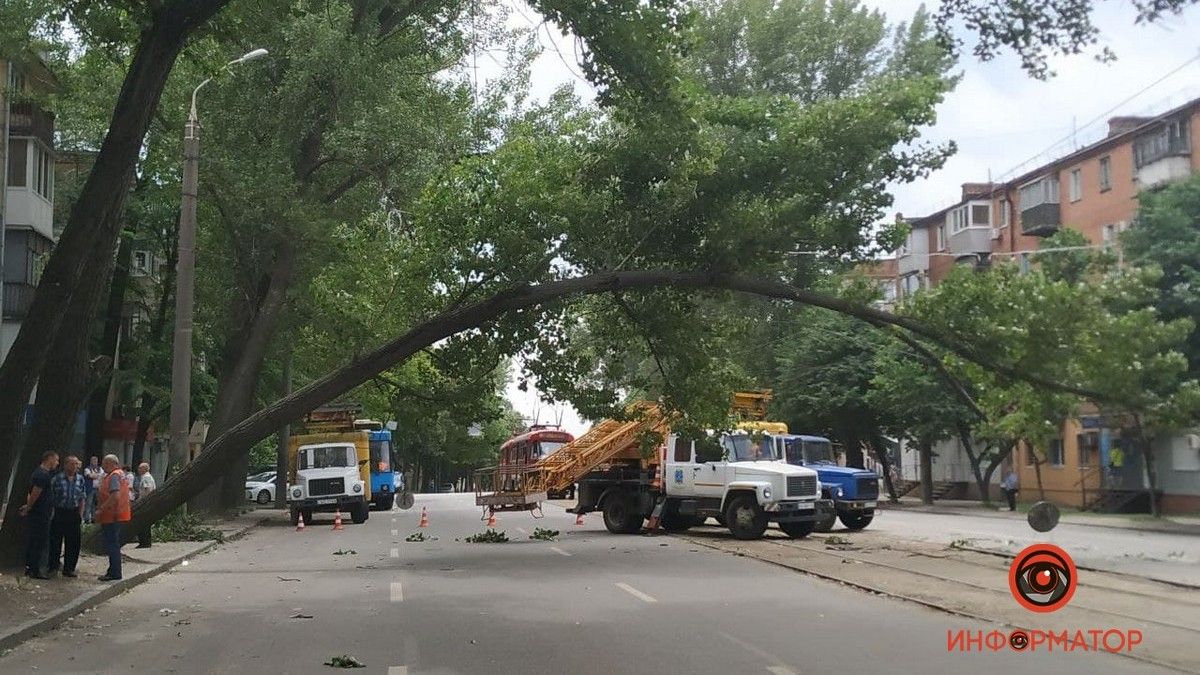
[0, 515, 268, 654]
[876, 503, 1200, 537]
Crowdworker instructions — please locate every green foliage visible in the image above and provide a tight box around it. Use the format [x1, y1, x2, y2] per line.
[529, 527, 560, 540]
[151, 508, 225, 543]
[464, 529, 508, 543]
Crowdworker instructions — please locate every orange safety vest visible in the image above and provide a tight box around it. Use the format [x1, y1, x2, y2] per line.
[97, 469, 132, 523]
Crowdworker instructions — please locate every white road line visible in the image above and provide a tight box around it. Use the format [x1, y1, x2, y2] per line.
[391, 529, 399, 536]
[390, 547, 399, 558]
[388, 667, 408, 675]
[549, 546, 572, 557]
[718, 632, 796, 674]
[615, 582, 657, 603]
[390, 582, 404, 602]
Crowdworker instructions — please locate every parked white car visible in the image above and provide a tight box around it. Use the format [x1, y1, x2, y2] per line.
[245, 471, 277, 505]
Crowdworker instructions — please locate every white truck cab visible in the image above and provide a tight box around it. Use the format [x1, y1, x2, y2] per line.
[660, 431, 831, 539]
[288, 442, 370, 525]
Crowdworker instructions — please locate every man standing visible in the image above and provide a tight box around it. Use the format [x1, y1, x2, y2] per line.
[133, 462, 156, 548]
[17, 451, 59, 579]
[83, 456, 103, 524]
[48, 455, 87, 577]
[95, 454, 131, 581]
[1001, 470, 1020, 512]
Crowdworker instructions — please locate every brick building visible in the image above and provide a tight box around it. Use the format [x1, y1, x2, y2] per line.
[871, 96, 1200, 513]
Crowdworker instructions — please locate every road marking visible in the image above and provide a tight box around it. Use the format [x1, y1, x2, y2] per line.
[391, 529, 399, 536]
[615, 582, 657, 603]
[390, 547, 399, 558]
[718, 632, 796, 674]
[388, 667, 408, 675]
[517, 527, 529, 535]
[549, 546, 572, 557]
[390, 582, 404, 602]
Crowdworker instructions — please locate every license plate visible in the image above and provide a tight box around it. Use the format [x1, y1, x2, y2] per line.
[864, 501, 876, 508]
[796, 502, 814, 510]
[316, 498, 336, 505]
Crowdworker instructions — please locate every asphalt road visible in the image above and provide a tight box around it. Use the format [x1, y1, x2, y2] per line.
[1, 493, 1173, 674]
[866, 508, 1200, 586]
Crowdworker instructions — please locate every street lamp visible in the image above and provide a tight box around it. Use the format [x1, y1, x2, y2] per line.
[168, 48, 269, 473]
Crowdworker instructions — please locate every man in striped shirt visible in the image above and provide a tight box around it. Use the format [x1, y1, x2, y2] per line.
[48, 455, 87, 577]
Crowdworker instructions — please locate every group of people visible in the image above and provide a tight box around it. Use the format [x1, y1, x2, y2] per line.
[18, 452, 156, 582]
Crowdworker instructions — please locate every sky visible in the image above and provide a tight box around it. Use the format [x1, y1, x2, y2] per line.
[499, 0, 1200, 437]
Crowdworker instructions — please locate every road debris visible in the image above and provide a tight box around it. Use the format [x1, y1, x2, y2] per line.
[324, 654, 366, 668]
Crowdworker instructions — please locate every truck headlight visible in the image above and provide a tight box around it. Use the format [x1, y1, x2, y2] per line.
[836, 486, 844, 498]
[291, 487, 302, 498]
[353, 483, 362, 493]
[762, 487, 771, 501]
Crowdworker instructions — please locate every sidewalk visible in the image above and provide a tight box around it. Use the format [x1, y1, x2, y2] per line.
[879, 496, 1200, 535]
[0, 511, 272, 653]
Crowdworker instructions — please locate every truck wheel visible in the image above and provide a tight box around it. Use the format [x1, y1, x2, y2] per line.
[351, 502, 369, 524]
[602, 493, 643, 534]
[779, 521, 814, 539]
[839, 513, 873, 531]
[289, 508, 300, 526]
[724, 495, 768, 540]
[813, 511, 837, 532]
[374, 493, 395, 511]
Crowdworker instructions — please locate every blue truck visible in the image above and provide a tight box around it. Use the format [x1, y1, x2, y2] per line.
[773, 434, 879, 531]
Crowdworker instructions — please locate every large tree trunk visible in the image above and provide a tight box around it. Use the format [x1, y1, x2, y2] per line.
[956, 422, 991, 504]
[867, 434, 898, 502]
[85, 233, 134, 457]
[841, 427, 864, 469]
[116, 270, 1126, 540]
[918, 438, 934, 505]
[195, 243, 296, 512]
[981, 441, 1014, 488]
[1134, 415, 1161, 518]
[0, 0, 231, 503]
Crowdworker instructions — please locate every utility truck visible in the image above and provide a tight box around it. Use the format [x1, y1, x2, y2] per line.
[747, 429, 879, 531]
[474, 392, 828, 540]
[287, 403, 395, 525]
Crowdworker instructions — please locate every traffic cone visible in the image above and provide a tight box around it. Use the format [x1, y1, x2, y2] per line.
[419, 506, 429, 528]
[333, 509, 345, 531]
[486, 510, 497, 528]
[296, 512, 306, 531]
[575, 512, 585, 526]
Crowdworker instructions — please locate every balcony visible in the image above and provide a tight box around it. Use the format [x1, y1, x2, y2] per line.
[1134, 118, 1191, 189]
[2, 282, 36, 320]
[948, 226, 992, 257]
[1019, 176, 1060, 236]
[8, 102, 55, 149]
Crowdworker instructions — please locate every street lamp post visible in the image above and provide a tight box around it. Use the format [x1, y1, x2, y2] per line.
[168, 48, 268, 474]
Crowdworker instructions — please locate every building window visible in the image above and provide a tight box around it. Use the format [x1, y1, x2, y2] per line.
[1133, 118, 1191, 168]
[971, 203, 991, 226]
[999, 199, 1010, 228]
[936, 223, 945, 251]
[1077, 432, 1099, 467]
[1019, 176, 1059, 209]
[1099, 156, 1112, 192]
[1047, 438, 1065, 466]
[1069, 168, 1082, 202]
[33, 143, 52, 200]
[131, 250, 151, 276]
[6, 139, 27, 187]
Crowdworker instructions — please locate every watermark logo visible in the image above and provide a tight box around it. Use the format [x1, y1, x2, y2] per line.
[1008, 543, 1077, 613]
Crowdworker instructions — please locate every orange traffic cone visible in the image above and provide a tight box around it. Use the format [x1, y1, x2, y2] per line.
[575, 512, 585, 526]
[486, 510, 497, 528]
[296, 512, 306, 531]
[333, 509, 345, 531]
[419, 506, 429, 528]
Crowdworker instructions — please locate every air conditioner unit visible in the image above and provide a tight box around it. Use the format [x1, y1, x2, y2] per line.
[990, 228, 1002, 240]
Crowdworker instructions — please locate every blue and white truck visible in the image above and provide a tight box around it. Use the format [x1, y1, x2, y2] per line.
[763, 433, 879, 531]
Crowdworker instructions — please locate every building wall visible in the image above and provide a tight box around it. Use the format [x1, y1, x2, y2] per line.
[1155, 431, 1200, 514]
[1058, 143, 1140, 243]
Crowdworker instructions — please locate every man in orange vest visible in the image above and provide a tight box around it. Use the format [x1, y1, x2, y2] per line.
[95, 454, 131, 581]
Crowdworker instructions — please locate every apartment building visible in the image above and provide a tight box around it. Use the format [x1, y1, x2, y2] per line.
[877, 96, 1200, 513]
[2, 55, 57, 364]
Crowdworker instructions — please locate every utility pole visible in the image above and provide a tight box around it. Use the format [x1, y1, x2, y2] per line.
[275, 349, 291, 509]
[167, 107, 199, 473]
[167, 48, 268, 475]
